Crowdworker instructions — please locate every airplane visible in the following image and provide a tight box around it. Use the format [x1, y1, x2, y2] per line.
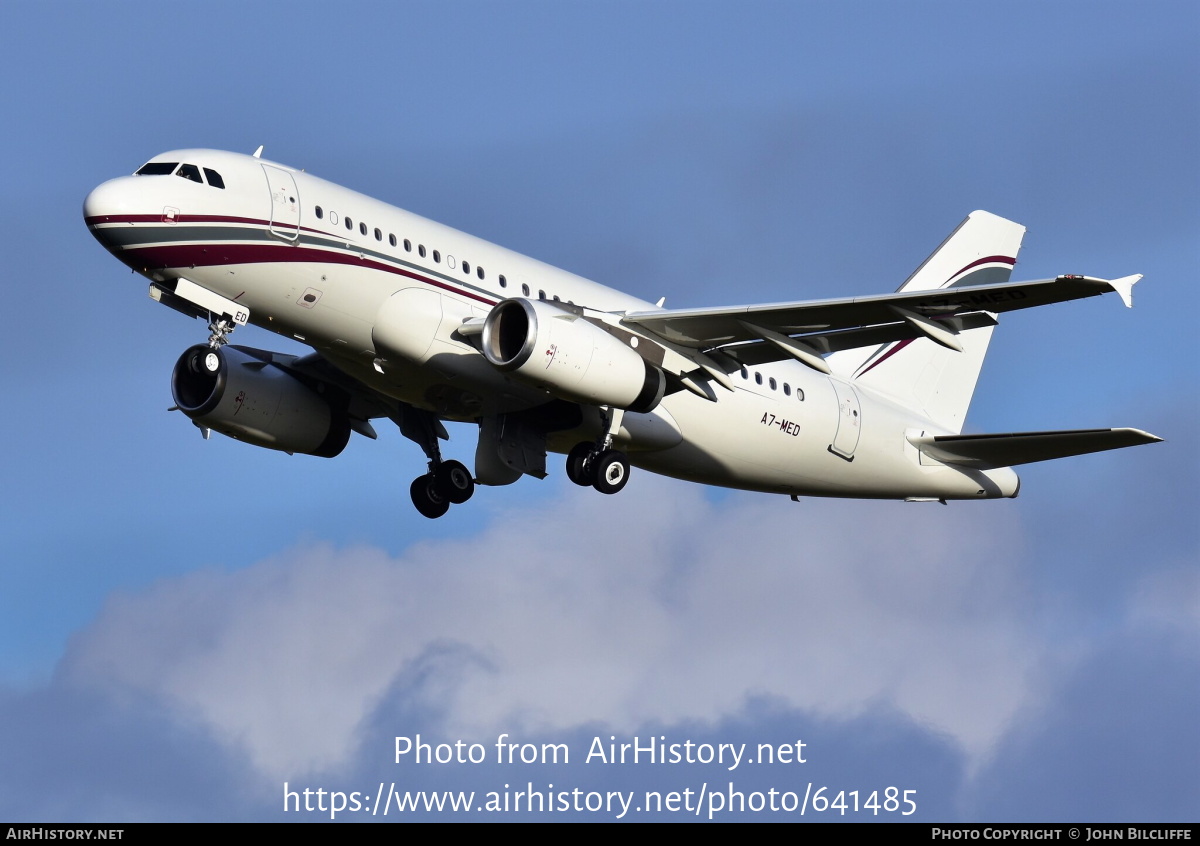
[83, 147, 1161, 518]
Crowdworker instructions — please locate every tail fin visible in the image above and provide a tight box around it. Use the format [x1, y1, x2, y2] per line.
[826, 211, 1026, 433]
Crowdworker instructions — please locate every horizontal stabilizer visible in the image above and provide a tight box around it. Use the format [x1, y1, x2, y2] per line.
[908, 428, 1162, 468]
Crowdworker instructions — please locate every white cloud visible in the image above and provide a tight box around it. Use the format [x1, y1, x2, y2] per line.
[61, 476, 1042, 779]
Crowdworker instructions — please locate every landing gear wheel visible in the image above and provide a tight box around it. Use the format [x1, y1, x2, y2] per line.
[591, 449, 630, 495]
[566, 442, 596, 486]
[410, 473, 450, 519]
[183, 347, 221, 378]
[435, 460, 475, 504]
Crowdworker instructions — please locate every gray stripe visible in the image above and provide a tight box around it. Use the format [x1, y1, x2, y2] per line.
[97, 225, 277, 247]
[100, 222, 500, 302]
[947, 265, 1013, 289]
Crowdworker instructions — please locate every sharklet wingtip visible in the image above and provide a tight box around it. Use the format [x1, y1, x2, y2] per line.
[1109, 274, 1141, 308]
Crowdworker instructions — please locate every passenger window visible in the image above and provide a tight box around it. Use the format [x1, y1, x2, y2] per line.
[769, 377, 777, 390]
[359, 222, 367, 236]
[404, 239, 412, 252]
[374, 228, 382, 241]
[740, 367, 748, 379]
[462, 261, 470, 274]
[135, 162, 178, 176]
[796, 388, 805, 401]
[418, 245, 426, 258]
[477, 266, 485, 280]
[783, 383, 791, 396]
[522, 283, 530, 296]
[329, 211, 338, 225]
[538, 290, 546, 300]
[177, 164, 203, 184]
[433, 250, 441, 263]
[389, 234, 396, 247]
[345, 217, 353, 230]
[755, 373, 763, 385]
[203, 168, 225, 189]
[315, 206, 324, 219]
[499, 275, 507, 288]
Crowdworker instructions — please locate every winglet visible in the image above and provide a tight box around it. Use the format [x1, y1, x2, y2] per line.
[1108, 274, 1141, 308]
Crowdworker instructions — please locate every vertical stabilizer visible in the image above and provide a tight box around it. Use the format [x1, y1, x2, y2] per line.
[826, 211, 1026, 433]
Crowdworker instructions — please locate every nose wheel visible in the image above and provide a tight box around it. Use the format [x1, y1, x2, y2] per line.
[410, 459, 475, 519]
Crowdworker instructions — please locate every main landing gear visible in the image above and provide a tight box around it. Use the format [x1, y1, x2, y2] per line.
[393, 404, 475, 519]
[565, 406, 631, 495]
[566, 444, 631, 494]
[409, 459, 474, 519]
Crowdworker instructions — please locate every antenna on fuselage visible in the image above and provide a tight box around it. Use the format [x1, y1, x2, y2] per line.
[252, 145, 264, 158]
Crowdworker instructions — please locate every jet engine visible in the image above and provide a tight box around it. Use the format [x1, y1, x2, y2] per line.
[170, 345, 351, 457]
[481, 298, 665, 413]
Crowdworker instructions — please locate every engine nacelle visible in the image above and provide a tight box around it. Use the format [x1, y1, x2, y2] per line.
[481, 298, 665, 413]
[171, 345, 351, 457]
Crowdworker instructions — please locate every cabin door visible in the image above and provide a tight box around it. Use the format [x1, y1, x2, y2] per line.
[262, 165, 300, 241]
[829, 380, 861, 460]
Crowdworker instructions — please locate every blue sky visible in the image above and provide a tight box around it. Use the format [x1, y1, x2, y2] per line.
[0, 0, 1195, 821]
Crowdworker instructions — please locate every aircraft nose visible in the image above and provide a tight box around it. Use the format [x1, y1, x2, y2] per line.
[83, 177, 136, 224]
[84, 177, 142, 254]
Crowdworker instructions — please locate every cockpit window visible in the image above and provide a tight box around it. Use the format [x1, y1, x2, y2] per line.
[177, 164, 203, 184]
[203, 168, 225, 189]
[136, 162, 178, 175]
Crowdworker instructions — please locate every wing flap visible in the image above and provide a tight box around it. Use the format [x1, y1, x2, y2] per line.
[717, 312, 998, 368]
[908, 428, 1162, 469]
[622, 275, 1138, 349]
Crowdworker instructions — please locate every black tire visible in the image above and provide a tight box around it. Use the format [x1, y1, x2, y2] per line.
[434, 460, 474, 505]
[566, 442, 595, 486]
[410, 473, 450, 519]
[592, 449, 630, 495]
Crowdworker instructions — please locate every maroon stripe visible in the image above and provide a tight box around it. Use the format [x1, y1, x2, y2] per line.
[857, 257, 1016, 377]
[946, 255, 1015, 284]
[87, 213, 265, 226]
[857, 337, 915, 377]
[121, 242, 499, 307]
[85, 213, 332, 238]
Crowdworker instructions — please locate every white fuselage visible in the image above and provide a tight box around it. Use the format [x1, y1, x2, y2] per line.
[84, 149, 1018, 501]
